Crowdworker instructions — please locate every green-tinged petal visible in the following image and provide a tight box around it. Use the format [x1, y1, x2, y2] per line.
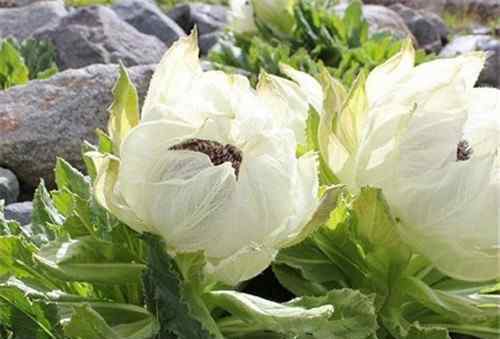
[280, 63, 324, 114]
[334, 71, 368, 154]
[318, 68, 349, 172]
[142, 31, 202, 120]
[107, 64, 140, 155]
[230, 0, 257, 34]
[206, 246, 277, 285]
[87, 152, 148, 233]
[365, 38, 415, 105]
[280, 184, 344, 248]
[257, 72, 310, 144]
[252, 0, 296, 37]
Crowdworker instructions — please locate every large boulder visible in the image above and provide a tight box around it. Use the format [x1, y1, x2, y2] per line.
[167, 3, 228, 36]
[390, 4, 448, 53]
[0, 64, 154, 189]
[0, 0, 67, 41]
[34, 6, 166, 70]
[333, 4, 414, 40]
[0, 168, 19, 204]
[112, 0, 186, 47]
[440, 35, 500, 88]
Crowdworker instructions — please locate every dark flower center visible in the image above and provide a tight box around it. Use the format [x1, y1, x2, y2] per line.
[169, 138, 243, 177]
[457, 140, 473, 161]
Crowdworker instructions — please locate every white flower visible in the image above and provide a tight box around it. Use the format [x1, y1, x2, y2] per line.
[286, 41, 499, 282]
[92, 32, 320, 285]
[229, 0, 296, 37]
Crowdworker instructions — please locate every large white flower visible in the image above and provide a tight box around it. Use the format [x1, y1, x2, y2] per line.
[286, 41, 499, 282]
[92, 32, 319, 285]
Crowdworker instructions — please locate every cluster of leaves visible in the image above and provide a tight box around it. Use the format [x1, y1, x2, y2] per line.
[210, 0, 432, 86]
[0, 38, 58, 90]
[275, 110, 500, 338]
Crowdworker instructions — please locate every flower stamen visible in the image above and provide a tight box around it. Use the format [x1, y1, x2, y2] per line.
[457, 140, 473, 161]
[170, 138, 243, 177]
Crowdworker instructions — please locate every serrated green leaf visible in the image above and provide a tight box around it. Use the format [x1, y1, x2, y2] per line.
[54, 158, 91, 200]
[32, 181, 63, 242]
[63, 303, 158, 339]
[0, 277, 62, 339]
[107, 64, 140, 155]
[34, 236, 145, 285]
[287, 289, 378, 339]
[142, 234, 216, 339]
[211, 288, 377, 339]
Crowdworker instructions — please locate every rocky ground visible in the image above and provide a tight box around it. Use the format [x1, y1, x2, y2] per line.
[0, 0, 499, 235]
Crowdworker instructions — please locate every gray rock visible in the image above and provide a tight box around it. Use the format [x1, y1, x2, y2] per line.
[445, 0, 500, 21]
[0, 168, 19, 204]
[112, 0, 186, 47]
[390, 4, 448, 53]
[333, 4, 414, 40]
[0, 0, 67, 41]
[4, 201, 32, 226]
[440, 35, 500, 88]
[0, 64, 154, 189]
[199, 31, 222, 56]
[361, 0, 446, 14]
[34, 6, 166, 70]
[167, 3, 228, 36]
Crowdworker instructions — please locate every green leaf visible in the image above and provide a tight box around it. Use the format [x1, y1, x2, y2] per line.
[402, 277, 489, 323]
[288, 289, 378, 339]
[211, 289, 377, 339]
[107, 64, 140, 155]
[63, 304, 158, 339]
[32, 181, 63, 242]
[54, 158, 91, 200]
[142, 234, 216, 339]
[0, 39, 29, 89]
[34, 236, 145, 285]
[0, 277, 62, 339]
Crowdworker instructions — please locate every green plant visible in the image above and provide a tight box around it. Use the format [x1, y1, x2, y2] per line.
[0, 38, 58, 90]
[8, 38, 59, 80]
[210, 0, 432, 86]
[0, 39, 29, 89]
[64, 0, 113, 6]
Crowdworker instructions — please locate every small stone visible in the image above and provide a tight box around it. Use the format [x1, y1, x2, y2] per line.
[34, 6, 166, 70]
[0, 168, 19, 204]
[4, 201, 33, 226]
[167, 3, 228, 36]
[112, 0, 186, 47]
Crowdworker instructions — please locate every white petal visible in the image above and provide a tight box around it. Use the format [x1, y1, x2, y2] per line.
[257, 72, 310, 144]
[465, 88, 500, 157]
[394, 155, 499, 281]
[142, 32, 202, 120]
[206, 245, 277, 285]
[366, 39, 415, 105]
[198, 130, 298, 258]
[280, 64, 324, 114]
